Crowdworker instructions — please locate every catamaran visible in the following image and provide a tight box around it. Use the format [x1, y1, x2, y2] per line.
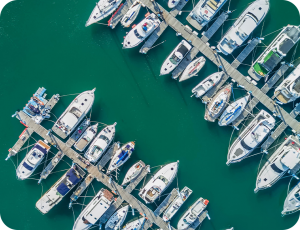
[282, 181, 300, 216]
[179, 57, 206, 82]
[121, 160, 145, 185]
[74, 124, 98, 152]
[105, 205, 129, 230]
[121, 1, 141, 27]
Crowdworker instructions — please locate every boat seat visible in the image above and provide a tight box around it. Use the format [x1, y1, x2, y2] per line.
[207, 1, 217, 11]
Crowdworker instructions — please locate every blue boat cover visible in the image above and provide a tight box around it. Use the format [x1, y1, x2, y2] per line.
[118, 150, 126, 158]
[66, 168, 81, 185]
[116, 151, 129, 164]
[23, 162, 33, 171]
[33, 144, 47, 155]
[57, 183, 70, 196]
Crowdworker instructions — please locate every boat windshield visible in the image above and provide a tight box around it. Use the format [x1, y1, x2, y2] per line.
[295, 192, 300, 201]
[240, 139, 253, 151]
[169, 53, 180, 65]
[100, 135, 110, 144]
[134, 29, 143, 39]
[270, 163, 284, 174]
[157, 175, 169, 185]
[91, 146, 103, 156]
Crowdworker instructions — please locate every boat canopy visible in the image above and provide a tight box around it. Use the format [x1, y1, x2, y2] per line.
[279, 38, 295, 54]
[67, 168, 82, 184]
[34, 145, 47, 155]
[23, 162, 34, 171]
[61, 112, 78, 128]
[57, 183, 70, 196]
[263, 52, 281, 71]
[177, 45, 189, 56]
[281, 150, 300, 170]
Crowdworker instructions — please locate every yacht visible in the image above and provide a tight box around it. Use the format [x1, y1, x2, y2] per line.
[282, 181, 300, 216]
[168, 0, 180, 9]
[139, 162, 178, 204]
[73, 189, 114, 230]
[191, 72, 223, 98]
[53, 89, 95, 139]
[105, 205, 129, 230]
[85, 0, 123, 27]
[217, 0, 269, 55]
[121, 160, 145, 185]
[274, 65, 300, 104]
[179, 57, 206, 82]
[204, 84, 232, 122]
[177, 198, 209, 230]
[254, 136, 300, 193]
[74, 124, 98, 152]
[160, 40, 192, 75]
[107, 142, 135, 174]
[227, 110, 275, 165]
[163, 187, 193, 222]
[123, 218, 145, 230]
[218, 94, 250, 126]
[84, 123, 116, 163]
[121, 1, 141, 27]
[249, 25, 300, 80]
[16, 140, 50, 180]
[36, 164, 85, 214]
[123, 13, 161, 48]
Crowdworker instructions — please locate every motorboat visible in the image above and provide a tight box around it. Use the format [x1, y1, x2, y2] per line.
[179, 57, 206, 82]
[282, 181, 300, 216]
[249, 25, 300, 80]
[254, 136, 300, 193]
[105, 205, 129, 230]
[53, 89, 95, 139]
[204, 83, 232, 122]
[73, 189, 114, 230]
[139, 162, 178, 204]
[160, 40, 192, 75]
[121, 160, 146, 185]
[227, 110, 275, 165]
[163, 187, 193, 222]
[16, 140, 50, 180]
[218, 94, 250, 126]
[121, 1, 141, 27]
[36, 164, 85, 214]
[85, 0, 123, 27]
[74, 124, 98, 152]
[107, 142, 135, 174]
[191, 72, 223, 98]
[123, 13, 161, 48]
[274, 65, 300, 104]
[217, 0, 269, 55]
[84, 123, 116, 163]
[177, 198, 209, 230]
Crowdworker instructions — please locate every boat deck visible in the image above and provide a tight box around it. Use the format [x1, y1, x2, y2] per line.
[66, 119, 90, 147]
[154, 188, 178, 216]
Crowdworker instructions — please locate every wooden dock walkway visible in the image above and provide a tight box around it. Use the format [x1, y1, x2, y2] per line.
[154, 188, 178, 216]
[109, 0, 135, 29]
[40, 151, 65, 180]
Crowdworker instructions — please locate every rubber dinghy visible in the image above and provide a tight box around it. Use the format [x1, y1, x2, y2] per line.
[105, 205, 129, 230]
[179, 56, 206, 82]
[122, 160, 146, 185]
[121, 1, 141, 27]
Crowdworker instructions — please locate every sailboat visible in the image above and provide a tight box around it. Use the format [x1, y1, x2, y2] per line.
[121, 1, 141, 27]
[179, 57, 206, 82]
[121, 161, 145, 185]
[105, 205, 129, 230]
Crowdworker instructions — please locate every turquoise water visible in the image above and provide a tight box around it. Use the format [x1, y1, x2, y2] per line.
[0, 0, 300, 230]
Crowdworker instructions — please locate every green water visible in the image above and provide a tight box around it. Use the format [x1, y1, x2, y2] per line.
[0, 0, 300, 230]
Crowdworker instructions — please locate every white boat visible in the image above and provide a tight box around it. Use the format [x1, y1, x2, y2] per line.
[163, 187, 193, 222]
[84, 123, 116, 163]
[179, 57, 206, 82]
[177, 198, 209, 230]
[121, 1, 141, 27]
[139, 162, 178, 204]
[227, 110, 275, 165]
[254, 136, 300, 193]
[85, 0, 123, 27]
[168, 0, 180, 8]
[282, 181, 300, 216]
[123, 13, 161, 48]
[53, 89, 95, 139]
[218, 94, 250, 126]
[105, 205, 129, 230]
[16, 140, 50, 180]
[123, 218, 145, 230]
[107, 142, 135, 174]
[122, 160, 145, 185]
[160, 40, 192, 75]
[73, 189, 114, 230]
[217, 0, 270, 55]
[274, 65, 300, 104]
[191, 72, 223, 98]
[189, 0, 228, 28]
[74, 124, 98, 152]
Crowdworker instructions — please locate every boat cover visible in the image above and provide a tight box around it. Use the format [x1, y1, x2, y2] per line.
[177, 45, 189, 56]
[34, 145, 47, 155]
[23, 162, 33, 171]
[264, 53, 281, 71]
[279, 38, 294, 54]
[57, 183, 70, 196]
[287, 27, 300, 42]
[66, 168, 81, 184]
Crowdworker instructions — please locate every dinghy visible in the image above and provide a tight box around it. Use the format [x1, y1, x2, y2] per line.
[121, 1, 141, 27]
[74, 124, 98, 152]
[179, 57, 206, 82]
[121, 160, 145, 185]
[105, 205, 129, 230]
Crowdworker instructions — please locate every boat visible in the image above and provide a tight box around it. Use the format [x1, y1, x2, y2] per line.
[249, 25, 300, 80]
[163, 187, 193, 222]
[254, 136, 300, 193]
[121, 1, 141, 27]
[227, 110, 275, 165]
[218, 94, 250, 126]
[282, 181, 300, 216]
[123, 13, 161, 48]
[36, 164, 85, 214]
[123, 218, 145, 230]
[217, 0, 270, 55]
[204, 83, 232, 122]
[105, 205, 129, 230]
[139, 162, 178, 204]
[160, 40, 192, 75]
[73, 189, 114, 230]
[188, 0, 228, 28]
[74, 124, 98, 152]
[16, 140, 50, 180]
[107, 142, 135, 174]
[177, 197, 209, 230]
[121, 160, 146, 185]
[168, 0, 180, 8]
[85, 0, 123, 27]
[179, 57, 206, 82]
[191, 72, 223, 98]
[53, 89, 95, 139]
[84, 123, 116, 163]
[274, 65, 300, 104]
